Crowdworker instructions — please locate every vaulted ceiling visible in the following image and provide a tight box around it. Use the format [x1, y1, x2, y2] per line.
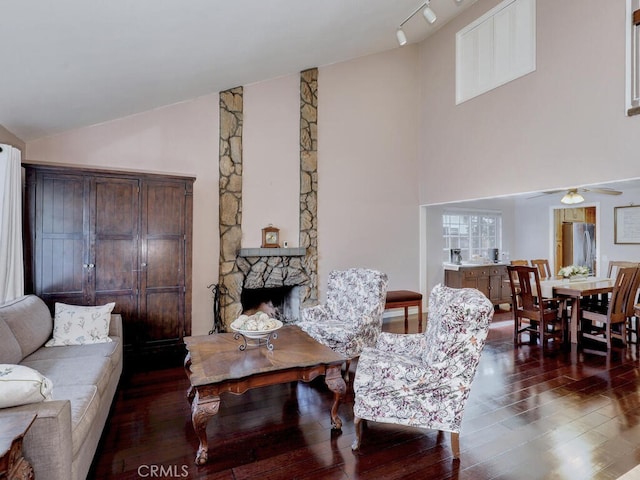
[1, 0, 477, 141]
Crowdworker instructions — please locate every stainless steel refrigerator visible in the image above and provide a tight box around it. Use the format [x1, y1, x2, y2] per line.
[562, 222, 596, 274]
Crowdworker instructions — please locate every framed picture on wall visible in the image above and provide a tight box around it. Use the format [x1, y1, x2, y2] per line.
[614, 205, 640, 244]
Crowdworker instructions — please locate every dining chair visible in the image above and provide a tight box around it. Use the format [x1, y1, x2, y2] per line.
[608, 260, 639, 277]
[580, 266, 640, 349]
[508, 260, 530, 309]
[584, 260, 639, 311]
[530, 259, 552, 279]
[507, 265, 565, 346]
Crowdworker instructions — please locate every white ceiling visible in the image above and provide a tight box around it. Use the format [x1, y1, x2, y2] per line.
[0, 0, 476, 141]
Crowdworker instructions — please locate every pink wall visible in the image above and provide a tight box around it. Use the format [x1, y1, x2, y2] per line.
[243, 74, 300, 248]
[318, 46, 420, 291]
[418, 0, 640, 206]
[25, 46, 421, 333]
[26, 95, 219, 334]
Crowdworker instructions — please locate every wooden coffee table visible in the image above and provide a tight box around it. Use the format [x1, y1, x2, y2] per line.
[183, 325, 347, 465]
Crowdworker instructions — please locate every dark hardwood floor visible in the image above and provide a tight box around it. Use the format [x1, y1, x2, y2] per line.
[90, 309, 640, 479]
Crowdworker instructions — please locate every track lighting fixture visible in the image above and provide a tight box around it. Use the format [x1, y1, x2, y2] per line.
[396, 1, 439, 46]
[396, 28, 408, 46]
[422, 5, 437, 24]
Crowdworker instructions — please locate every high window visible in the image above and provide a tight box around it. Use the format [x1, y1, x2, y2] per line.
[442, 210, 502, 262]
[456, 0, 536, 104]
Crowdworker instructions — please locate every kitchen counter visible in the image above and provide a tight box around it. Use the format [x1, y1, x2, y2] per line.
[443, 262, 509, 271]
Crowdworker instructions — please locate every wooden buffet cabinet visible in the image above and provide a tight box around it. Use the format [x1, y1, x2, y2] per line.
[444, 263, 511, 307]
[23, 163, 194, 357]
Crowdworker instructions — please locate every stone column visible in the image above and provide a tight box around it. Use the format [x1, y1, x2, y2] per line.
[299, 68, 318, 307]
[219, 87, 244, 329]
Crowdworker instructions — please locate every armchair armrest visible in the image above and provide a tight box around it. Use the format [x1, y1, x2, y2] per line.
[375, 332, 425, 359]
[299, 304, 328, 323]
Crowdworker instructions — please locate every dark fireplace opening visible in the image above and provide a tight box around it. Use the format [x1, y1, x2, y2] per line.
[240, 286, 300, 323]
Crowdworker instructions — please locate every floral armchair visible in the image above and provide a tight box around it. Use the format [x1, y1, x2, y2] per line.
[351, 283, 493, 459]
[296, 268, 388, 360]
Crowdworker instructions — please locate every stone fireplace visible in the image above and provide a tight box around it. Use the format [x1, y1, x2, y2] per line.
[217, 69, 318, 330]
[236, 247, 308, 322]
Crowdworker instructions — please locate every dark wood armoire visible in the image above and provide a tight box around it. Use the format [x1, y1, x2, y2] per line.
[23, 163, 194, 359]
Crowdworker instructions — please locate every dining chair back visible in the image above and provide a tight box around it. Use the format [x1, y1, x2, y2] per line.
[508, 260, 530, 305]
[607, 260, 639, 278]
[583, 260, 639, 311]
[531, 259, 552, 279]
[507, 265, 565, 346]
[581, 266, 640, 349]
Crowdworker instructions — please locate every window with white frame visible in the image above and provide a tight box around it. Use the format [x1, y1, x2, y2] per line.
[442, 210, 502, 261]
[627, 0, 640, 115]
[456, 0, 536, 104]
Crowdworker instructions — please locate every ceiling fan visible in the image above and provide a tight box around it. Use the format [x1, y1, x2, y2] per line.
[528, 187, 622, 204]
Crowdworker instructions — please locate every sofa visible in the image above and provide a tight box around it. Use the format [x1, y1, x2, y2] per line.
[0, 294, 123, 480]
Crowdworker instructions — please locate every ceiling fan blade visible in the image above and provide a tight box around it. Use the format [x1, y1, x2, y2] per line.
[583, 188, 622, 195]
[526, 189, 565, 199]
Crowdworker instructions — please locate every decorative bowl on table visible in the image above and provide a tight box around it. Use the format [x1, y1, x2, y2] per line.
[230, 313, 282, 340]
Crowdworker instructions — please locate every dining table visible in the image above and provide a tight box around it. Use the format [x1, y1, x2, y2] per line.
[539, 277, 614, 344]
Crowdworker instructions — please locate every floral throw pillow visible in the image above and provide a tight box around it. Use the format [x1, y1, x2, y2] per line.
[0, 364, 53, 408]
[45, 302, 116, 347]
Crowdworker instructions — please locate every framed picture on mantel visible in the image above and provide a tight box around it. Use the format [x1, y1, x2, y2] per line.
[614, 205, 640, 244]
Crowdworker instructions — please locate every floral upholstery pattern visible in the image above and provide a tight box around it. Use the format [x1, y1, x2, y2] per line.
[353, 284, 493, 435]
[296, 268, 388, 359]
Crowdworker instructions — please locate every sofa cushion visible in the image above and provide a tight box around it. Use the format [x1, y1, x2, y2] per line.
[0, 295, 53, 359]
[22, 355, 113, 397]
[25, 338, 120, 363]
[45, 302, 115, 347]
[0, 318, 22, 364]
[0, 364, 53, 408]
[51, 385, 100, 458]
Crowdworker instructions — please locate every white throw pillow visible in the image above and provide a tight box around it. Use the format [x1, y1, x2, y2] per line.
[45, 302, 116, 347]
[0, 364, 53, 408]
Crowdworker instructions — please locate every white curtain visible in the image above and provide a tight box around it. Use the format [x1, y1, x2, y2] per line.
[0, 144, 24, 303]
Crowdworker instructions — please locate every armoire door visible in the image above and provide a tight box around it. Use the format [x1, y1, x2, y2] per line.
[31, 171, 88, 307]
[92, 176, 140, 347]
[138, 179, 188, 349]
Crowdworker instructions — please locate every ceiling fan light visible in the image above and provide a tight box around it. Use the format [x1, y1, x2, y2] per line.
[561, 191, 585, 205]
[423, 5, 437, 24]
[396, 28, 407, 46]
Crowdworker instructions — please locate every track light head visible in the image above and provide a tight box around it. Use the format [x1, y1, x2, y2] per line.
[423, 5, 437, 24]
[396, 28, 408, 46]
[395, 1, 437, 45]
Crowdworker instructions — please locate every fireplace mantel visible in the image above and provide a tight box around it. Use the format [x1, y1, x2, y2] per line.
[238, 247, 306, 257]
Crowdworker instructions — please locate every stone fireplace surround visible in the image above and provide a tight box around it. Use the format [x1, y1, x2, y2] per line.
[218, 69, 318, 330]
[236, 247, 308, 322]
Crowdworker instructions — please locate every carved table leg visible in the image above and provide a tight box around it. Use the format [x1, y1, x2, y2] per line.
[191, 389, 220, 465]
[184, 353, 195, 404]
[325, 365, 347, 429]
